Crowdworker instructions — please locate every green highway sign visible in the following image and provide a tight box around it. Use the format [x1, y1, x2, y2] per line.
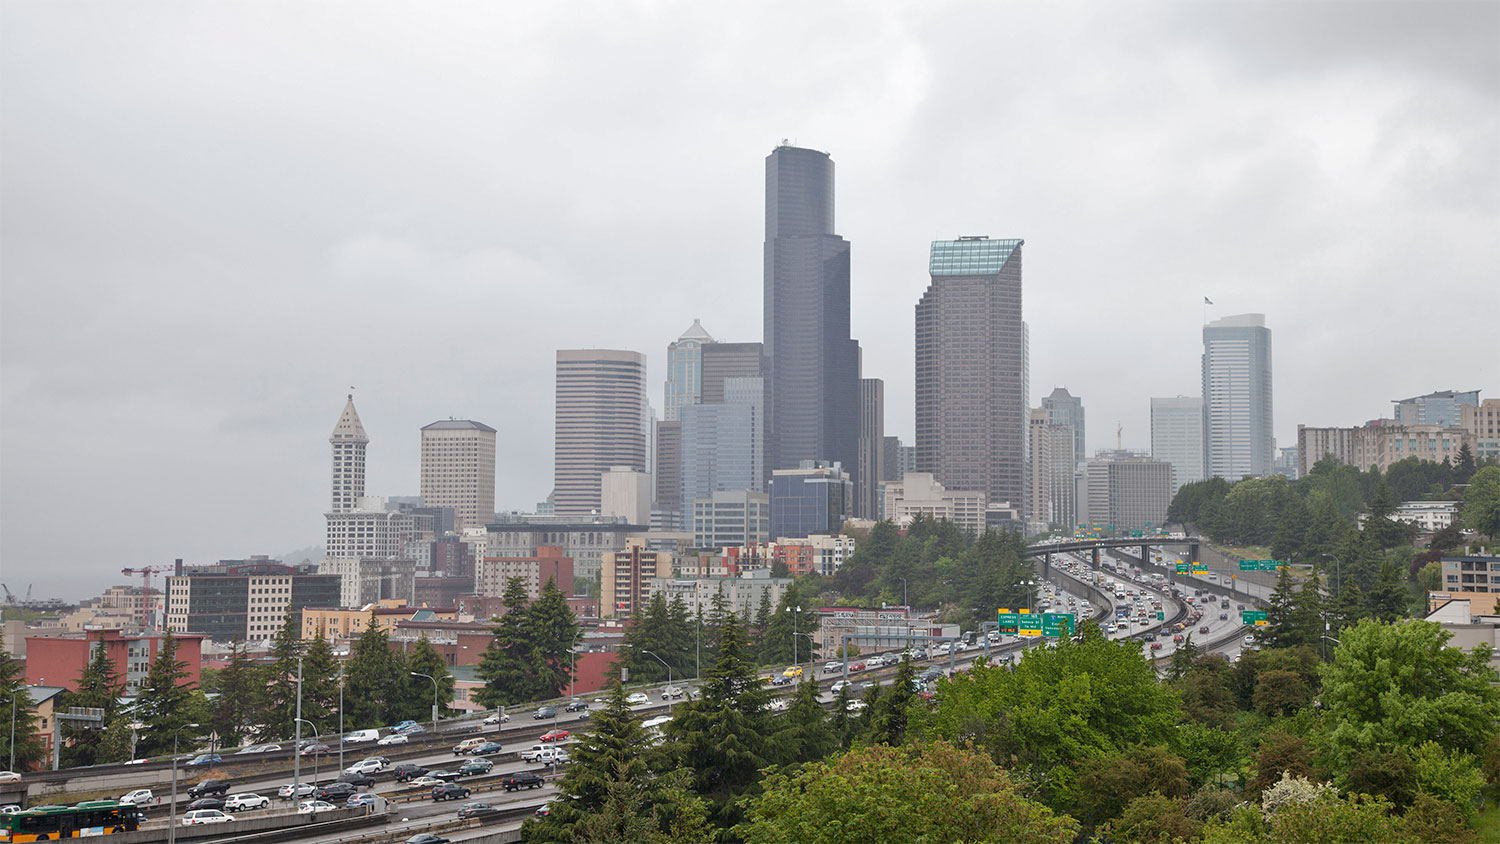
[1017, 609, 1042, 637]
[1175, 563, 1189, 574]
[1042, 612, 1075, 638]
[1130, 530, 1143, 538]
[1241, 610, 1268, 626]
[996, 608, 1018, 635]
[1238, 559, 1284, 572]
[1156, 611, 1165, 621]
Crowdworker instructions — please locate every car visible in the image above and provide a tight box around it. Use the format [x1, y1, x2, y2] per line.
[456, 759, 492, 777]
[1237, 604, 1246, 611]
[540, 729, 569, 742]
[337, 772, 374, 788]
[564, 699, 589, 712]
[431, 782, 471, 801]
[185, 753, 222, 767]
[782, 665, 803, 678]
[427, 770, 461, 782]
[482, 711, 511, 725]
[767, 697, 789, 712]
[1142, 633, 1157, 642]
[1244, 635, 1256, 646]
[0, 772, 20, 784]
[829, 679, 852, 694]
[343, 729, 380, 744]
[408, 776, 444, 788]
[277, 783, 315, 799]
[625, 692, 650, 705]
[457, 801, 502, 818]
[535, 803, 553, 817]
[1219, 613, 1229, 621]
[452, 738, 488, 755]
[533, 706, 557, 720]
[406, 834, 452, 844]
[317, 782, 358, 802]
[1150, 643, 1164, 650]
[846, 700, 868, 713]
[181, 809, 234, 825]
[769, 675, 792, 686]
[848, 661, 866, 671]
[660, 685, 685, 700]
[347, 793, 384, 809]
[1172, 635, 1185, 643]
[377, 733, 408, 746]
[470, 741, 504, 755]
[297, 800, 337, 814]
[300, 743, 331, 756]
[822, 661, 841, 674]
[188, 797, 226, 811]
[224, 793, 269, 811]
[120, 789, 158, 806]
[188, 779, 231, 798]
[1199, 626, 1211, 634]
[344, 758, 385, 775]
[504, 771, 547, 791]
[396, 723, 426, 735]
[390, 720, 418, 732]
[392, 763, 428, 782]
[0, 805, 19, 815]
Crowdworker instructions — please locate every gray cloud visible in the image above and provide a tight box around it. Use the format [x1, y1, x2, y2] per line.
[3, 1, 1496, 601]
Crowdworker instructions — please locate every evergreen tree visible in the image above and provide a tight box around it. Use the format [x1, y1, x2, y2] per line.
[529, 578, 582, 699]
[620, 593, 678, 684]
[662, 611, 770, 832]
[666, 594, 696, 678]
[1167, 635, 1201, 682]
[700, 586, 730, 669]
[207, 641, 263, 750]
[1455, 443, 1477, 484]
[258, 612, 306, 742]
[403, 635, 456, 725]
[1366, 559, 1409, 622]
[773, 675, 836, 766]
[866, 657, 918, 747]
[300, 629, 341, 730]
[344, 611, 400, 728]
[1257, 566, 1300, 649]
[1329, 581, 1368, 633]
[59, 640, 125, 767]
[1, 648, 46, 771]
[1271, 495, 1311, 563]
[752, 590, 772, 648]
[828, 683, 857, 750]
[474, 577, 536, 708]
[760, 584, 820, 667]
[131, 632, 206, 757]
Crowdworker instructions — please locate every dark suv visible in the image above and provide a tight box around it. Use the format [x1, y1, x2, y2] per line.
[188, 779, 231, 798]
[317, 782, 357, 802]
[392, 763, 427, 782]
[431, 782, 472, 801]
[338, 772, 375, 788]
[504, 771, 546, 792]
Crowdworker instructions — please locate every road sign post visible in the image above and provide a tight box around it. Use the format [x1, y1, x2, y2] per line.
[1041, 612, 1075, 638]
[996, 609, 1019, 635]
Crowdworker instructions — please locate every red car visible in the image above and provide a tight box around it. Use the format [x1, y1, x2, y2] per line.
[539, 729, 569, 742]
[1199, 626, 1210, 634]
[1150, 642, 1164, 650]
[848, 661, 866, 671]
[1172, 635, 1184, 643]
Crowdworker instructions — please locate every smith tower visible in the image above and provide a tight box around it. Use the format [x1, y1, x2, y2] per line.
[762, 144, 860, 481]
[330, 394, 368, 513]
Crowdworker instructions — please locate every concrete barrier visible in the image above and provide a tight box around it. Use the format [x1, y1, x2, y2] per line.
[103, 806, 383, 843]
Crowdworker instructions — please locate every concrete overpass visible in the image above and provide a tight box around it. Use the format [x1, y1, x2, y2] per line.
[1025, 536, 1202, 578]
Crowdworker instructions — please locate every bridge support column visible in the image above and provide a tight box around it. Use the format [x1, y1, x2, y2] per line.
[1189, 542, 1200, 565]
[1091, 547, 1100, 567]
[1141, 545, 1149, 566]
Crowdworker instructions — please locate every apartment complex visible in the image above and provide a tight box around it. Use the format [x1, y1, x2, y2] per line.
[601, 543, 674, 618]
[1297, 422, 1477, 476]
[165, 559, 340, 642]
[475, 546, 575, 600]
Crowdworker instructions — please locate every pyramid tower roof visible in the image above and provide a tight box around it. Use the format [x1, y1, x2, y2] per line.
[675, 318, 715, 344]
[331, 394, 369, 442]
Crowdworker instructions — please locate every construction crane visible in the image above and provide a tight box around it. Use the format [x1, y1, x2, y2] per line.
[0, 584, 14, 606]
[121, 566, 171, 628]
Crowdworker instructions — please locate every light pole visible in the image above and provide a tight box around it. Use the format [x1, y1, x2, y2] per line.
[167, 723, 200, 844]
[794, 632, 816, 671]
[295, 718, 321, 790]
[337, 663, 345, 773]
[792, 606, 800, 666]
[899, 577, 908, 609]
[641, 650, 673, 710]
[3, 693, 15, 774]
[410, 672, 439, 735]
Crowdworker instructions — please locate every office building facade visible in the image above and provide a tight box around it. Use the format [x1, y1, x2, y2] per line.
[882, 472, 987, 535]
[554, 349, 648, 515]
[1043, 387, 1086, 463]
[166, 560, 341, 643]
[692, 489, 771, 549]
[1077, 453, 1173, 532]
[915, 237, 1026, 510]
[770, 460, 851, 539]
[1202, 313, 1274, 479]
[679, 376, 765, 506]
[762, 144, 860, 486]
[419, 419, 496, 529]
[664, 319, 715, 422]
[856, 377, 885, 520]
[1394, 390, 1480, 428]
[1150, 396, 1206, 496]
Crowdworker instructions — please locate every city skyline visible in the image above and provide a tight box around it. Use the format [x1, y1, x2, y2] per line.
[3, 2, 1497, 599]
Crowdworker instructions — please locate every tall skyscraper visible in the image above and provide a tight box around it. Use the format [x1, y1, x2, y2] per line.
[1150, 396, 1205, 496]
[856, 378, 885, 519]
[330, 394, 367, 513]
[915, 237, 1026, 510]
[1043, 387, 1086, 462]
[1027, 408, 1051, 524]
[1202, 313, 1274, 480]
[419, 419, 496, 530]
[679, 376, 765, 506]
[664, 319, 715, 422]
[553, 349, 648, 515]
[762, 144, 860, 486]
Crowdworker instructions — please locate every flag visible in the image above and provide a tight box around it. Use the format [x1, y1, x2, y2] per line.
[1203, 297, 1214, 305]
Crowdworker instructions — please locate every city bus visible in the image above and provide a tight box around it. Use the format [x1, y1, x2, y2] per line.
[0, 801, 142, 841]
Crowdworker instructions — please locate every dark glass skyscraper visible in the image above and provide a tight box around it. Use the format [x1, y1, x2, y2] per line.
[915, 237, 1026, 510]
[763, 144, 860, 484]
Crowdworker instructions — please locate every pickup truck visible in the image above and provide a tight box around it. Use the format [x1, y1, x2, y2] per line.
[520, 745, 569, 764]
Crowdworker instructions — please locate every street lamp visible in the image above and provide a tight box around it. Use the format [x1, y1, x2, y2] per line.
[792, 606, 801, 665]
[410, 672, 439, 735]
[167, 723, 200, 844]
[793, 632, 817, 671]
[295, 718, 322, 792]
[3, 693, 15, 774]
[898, 577, 908, 609]
[640, 650, 673, 709]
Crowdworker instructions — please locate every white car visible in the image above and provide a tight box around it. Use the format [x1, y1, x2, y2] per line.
[344, 758, 386, 775]
[0, 772, 19, 783]
[297, 800, 337, 814]
[482, 712, 511, 725]
[846, 700, 868, 713]
[0, 805, 20, 815]
[829, 679, 852, 694]
[377, 733, 408, 746]
[625, 692, 650, 706]
[277, 783, 315, 799]
[409, 776, 443, 788]
[224, 793, 269, 811]
[181, 809, 235, 825]
[120, 789, 157, 806]
[767, 697, 789, 712]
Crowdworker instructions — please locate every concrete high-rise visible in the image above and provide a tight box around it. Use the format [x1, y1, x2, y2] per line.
[664, 319, 715, 422]
[419, 419, 496, 529]
[330, 394, 368, 513]
[1042, 387, 1085, 462]
[1077, 453, 1172, 532]
[1202, 314, 1273, 480]
[915, 237, 1026, 510]
[856, 378, 885, 519]
[1150, 396, 1205, 496]
[554, 350, 648, 515]
[762, 144, 860, 487]
[700, 342, 764, 405]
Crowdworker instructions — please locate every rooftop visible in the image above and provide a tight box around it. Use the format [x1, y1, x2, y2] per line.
[421, 419, 497, 432]
[928, 237, 1023, 276]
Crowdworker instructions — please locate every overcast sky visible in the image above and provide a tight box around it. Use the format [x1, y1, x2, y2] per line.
[3, 1, 1497, 602]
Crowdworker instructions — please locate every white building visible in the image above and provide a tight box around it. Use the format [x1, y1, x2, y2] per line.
[693, 490, 770, 549]
[1151, 396, 1205, 495]
[1391, 500, 1460, 532]
[1202, 314, 1273, 480]
[882, 472, 987, 535]
[419, 419, 497, 530]
[601, 466, 653, 526]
